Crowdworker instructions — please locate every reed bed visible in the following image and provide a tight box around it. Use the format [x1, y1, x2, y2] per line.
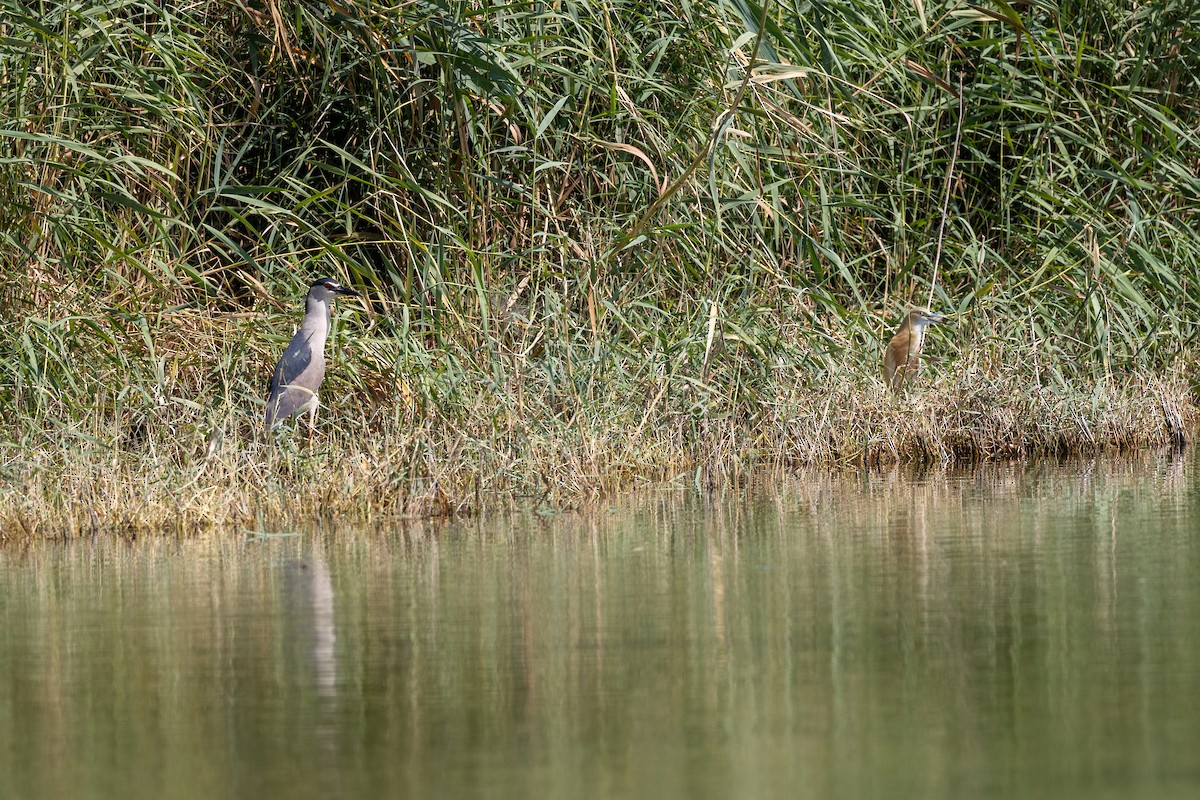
[1, 315, 1194, 537]
[3, 0, 1200, 535]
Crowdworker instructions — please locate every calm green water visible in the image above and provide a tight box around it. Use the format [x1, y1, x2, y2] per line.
[2, 454, 1200, 800]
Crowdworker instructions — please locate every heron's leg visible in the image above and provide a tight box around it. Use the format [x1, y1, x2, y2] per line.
[307, 397, 319, 443]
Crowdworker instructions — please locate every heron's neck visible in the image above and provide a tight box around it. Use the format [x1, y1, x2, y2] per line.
[908, 320, 927, 352]
[303, 295, 332, 338]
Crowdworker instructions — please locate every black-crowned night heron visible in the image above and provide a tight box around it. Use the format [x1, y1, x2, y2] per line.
[882, 308, 948, 393]
[265, 277, 360, 430]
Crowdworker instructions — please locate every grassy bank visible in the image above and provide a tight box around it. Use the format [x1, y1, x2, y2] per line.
[3, 0, 1200, 534]
[2, 314, 1194, 536]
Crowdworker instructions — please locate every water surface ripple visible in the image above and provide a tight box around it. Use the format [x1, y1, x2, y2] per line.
[2, 453, 1198, 800]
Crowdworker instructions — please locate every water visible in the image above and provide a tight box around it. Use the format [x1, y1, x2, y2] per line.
[2, 453, 1199, 799]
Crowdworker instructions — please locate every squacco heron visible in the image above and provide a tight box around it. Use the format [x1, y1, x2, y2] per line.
[882, 308, 948, 393]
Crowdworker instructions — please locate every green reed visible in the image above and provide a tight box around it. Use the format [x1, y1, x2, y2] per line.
[1, 0, 1198, 533]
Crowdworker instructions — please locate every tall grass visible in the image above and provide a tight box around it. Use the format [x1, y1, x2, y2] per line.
[2, 0, 1199, 532]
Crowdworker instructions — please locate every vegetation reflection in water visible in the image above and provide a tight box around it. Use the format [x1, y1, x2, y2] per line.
[1, 452, 1198, 800]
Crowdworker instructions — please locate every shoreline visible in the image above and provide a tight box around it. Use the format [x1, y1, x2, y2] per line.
[3, 367, 1193, 538]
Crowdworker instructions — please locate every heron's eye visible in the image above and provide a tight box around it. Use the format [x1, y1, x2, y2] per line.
[324, 282, 334, 290]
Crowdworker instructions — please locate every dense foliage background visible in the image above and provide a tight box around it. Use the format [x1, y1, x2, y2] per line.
[2, 0, 1199, 453]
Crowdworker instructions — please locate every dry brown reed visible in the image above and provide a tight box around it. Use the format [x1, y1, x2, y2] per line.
[2, 339, 1194, 539]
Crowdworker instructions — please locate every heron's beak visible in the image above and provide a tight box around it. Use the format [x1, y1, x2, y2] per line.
[337, 286, 361, 298]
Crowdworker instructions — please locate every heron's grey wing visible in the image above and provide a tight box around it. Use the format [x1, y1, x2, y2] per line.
[266, 331, 323, 424]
